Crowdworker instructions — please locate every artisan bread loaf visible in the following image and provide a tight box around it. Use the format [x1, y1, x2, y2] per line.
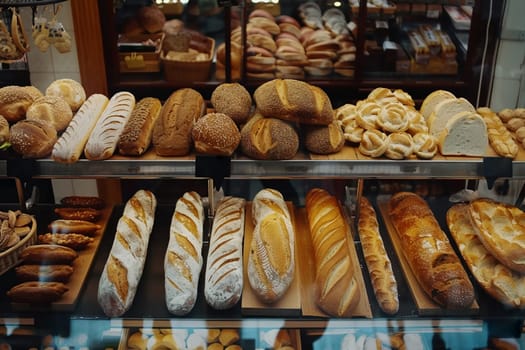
[388, 192, 474, 309]
[52, 94, 109, 163]
[152, 88, 206, 156]
[248, 188, 295, 304]
[204, 196, 246, 310]
[419, 89, 455, 120]
[84, 91, 136, 160]
[358, 197, 399, 315]
[211, 83, 252, 125]
[303, 119, 345, 154]
[0, 85, 41, 123]
[165, 191, 204, 315]
[45, 78, 86, 112]
[438, 111, 488, 156]
[305, 188, 360, 317]
[447, 203, 525, 308]
[191, 112, 240, 156]
[428, 97, 475, 137]
[9, 119, 57, 158]
[26, 95, 73, 132]
[97, 189, 157, 317]
[118, 97, 162, 156]
[253, 78, 334, 125]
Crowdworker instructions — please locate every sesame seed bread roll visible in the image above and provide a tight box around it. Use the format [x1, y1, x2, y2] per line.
[26, 95, 73, 132]
[0, 85, 41, 123]
[9, 119, 57, 158]
[52, 94, 109, 163]
[191, 112, 240, 156]
[45, 78, 86, 112]
[211, 83, 252, 125]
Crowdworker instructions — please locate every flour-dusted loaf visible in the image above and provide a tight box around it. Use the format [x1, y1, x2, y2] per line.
[84, 91, 136, 160]
[447, 203, 525, 308]
[52, 94, 109, 163]
[358, 197, 399, 315]
[97, 189, 157, 317]
[438, 111, 488, 156]
[305, 188, 360, 317]
[428, 97, 475, 137]
[164, 191, 204, 315]
[248, 188, 295, 304]
[388, 192, 475, 309]
[204, 196, 246, 310]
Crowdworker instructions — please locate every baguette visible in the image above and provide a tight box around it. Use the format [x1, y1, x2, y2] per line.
[84, 91, 136, 160]
[388, 192, 475, 309]
[97, 189, 157, 317]
[204, 196, 246, 310]
[165, 191, 204, 315]
[358, 197, 399, 314]
[305, 188, 360, 317]
[247, 188, 295, 304]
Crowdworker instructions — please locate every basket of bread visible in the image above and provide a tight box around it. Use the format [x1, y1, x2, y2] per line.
[0, 210, 37, 276]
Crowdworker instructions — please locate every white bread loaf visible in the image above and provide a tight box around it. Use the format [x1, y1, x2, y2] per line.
[84, 91, 136, 160]
[204, 196, 246, 310]
[428, 97, 475, 137]
[52, 94, 108, 163]
[164, 191, 204, 315]
[419, 89, 455, 120]
[247, 188, 295, 304]
[438, 111, 488, 156]
[97, 189, 157, 317]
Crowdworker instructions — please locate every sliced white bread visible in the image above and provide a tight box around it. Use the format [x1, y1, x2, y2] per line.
[419, 89, 456, 120]
[428, 97, 475, 137]
[438, 111, 488, 156]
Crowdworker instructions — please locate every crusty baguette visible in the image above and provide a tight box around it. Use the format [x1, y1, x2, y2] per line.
[84, 91, 136, 160]
[204, 196, 246, 310]
[358, 197, 399, 314]
[447, 203, 525, 308]
[305, 188, 360, 317]
[247, 188, 295, 304]
[164, 191, 204, 315]
[97, 189, 157, 317]
[51, 93, 108, 163]
[388, 192, 474, 309]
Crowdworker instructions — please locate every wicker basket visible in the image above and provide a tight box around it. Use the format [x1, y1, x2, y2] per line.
[0, 216, 37, 276]
[162, 37, 215, 84]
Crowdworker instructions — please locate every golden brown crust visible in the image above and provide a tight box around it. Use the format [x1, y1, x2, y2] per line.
[20, 244, 78, 265]
[211, 83, 252, 125]
[38, 233, 94, 250]
[0, 85, 39, 123]
[48, 219, 101, 236]
[9, 119, 57, 158]
[26, 95, 73, 132]
[15, 264, 74, 283]
[191, 113, 240, 156]
[60, 195, 105, 209]
[303, 120, 345, 154]
[54, 207, 101, 222]
[7, 281, 68, 304]
[45, 79, 86, 112]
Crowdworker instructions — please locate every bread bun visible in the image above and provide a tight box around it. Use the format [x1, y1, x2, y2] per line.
[0, 115, 9, 144]
[192, 113, 240, 156]
[211, 83, 252, 125]
[9, 119, 57, 158]
[0, 85, 40, 123]
[137, 5, 166, 34]
[45, 79, 86, 112]
[303, 120, 345, 154]
[26, 95, 73, 132]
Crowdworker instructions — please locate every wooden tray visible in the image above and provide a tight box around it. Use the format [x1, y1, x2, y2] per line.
[10, 206, 113, 311]
[241, 202, 302, 317]
[295, 207, 372, 318]
[377, 198, 479, 316]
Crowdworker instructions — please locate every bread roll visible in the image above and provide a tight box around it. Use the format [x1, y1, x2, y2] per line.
[84, 91, 136, 160]
[45, 79, 86, 112]
[248, 188, 295, 304]
[253, 78, 334, 125]
[191, 113, 240, 156]
[303, 120, 345, 154]
[305, 188, 360, 317]
[152, 88, 206, 156]
[118, 97, 162, 156]
[358, 197, 399, 314]
[240, 113, 299, 160]
[20, 244, 78, 265]
[0, 115, 10, 144]
[7, 281, 68, 304]
[98, 190, 157, 317]
[211, 83, 252, 125]
[388, 192, 475, 309]
[204, 196, 246, 310]
[52, 94, 109, 163]
[26, 95, 73, 132]
[15, 264, 74, 283]
[9, 119, 57, 158]
[164, 191, 204, 315]
[0, 85, 40, 123]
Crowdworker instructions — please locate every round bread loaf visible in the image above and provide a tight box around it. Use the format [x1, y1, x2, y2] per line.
[45, 79, 86, 112]
[303, 120, 345, 154]
[0, 85, 40, 123]
[23, 86, 44, 101]
[0, 115, 9, 144]
[211, 83, 252, 125]
[137, 5, 165, 34]
[9, 119, 57, 158]
[26, 95, 73, 132]
[192, 113, 240, 156]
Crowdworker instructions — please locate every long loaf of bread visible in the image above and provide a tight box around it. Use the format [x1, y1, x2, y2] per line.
[305, 188, 360, 317]
[247, 188, 295, 304]
[204, 196, 246, 310]
[358, 197, 399, 314]
[447, 203, 525, 308]
[388, 192, 474, 309]
[51, 94, 108, 163]
[84, 91, 136, 160]
[97, 189, 157, 317]
[164, 191, 204, 315]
